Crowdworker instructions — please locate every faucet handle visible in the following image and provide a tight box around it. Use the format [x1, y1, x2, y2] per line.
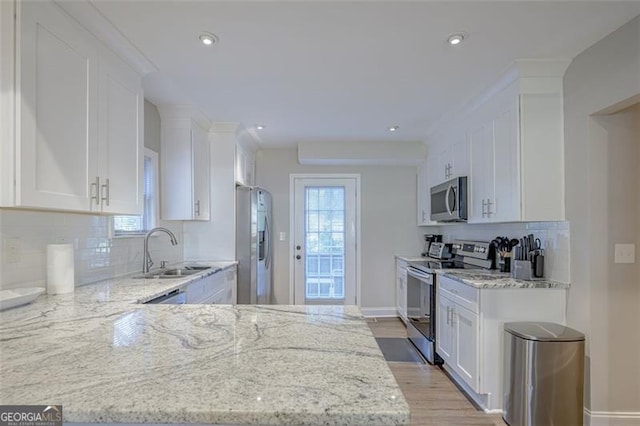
[160, 260, 168, 269]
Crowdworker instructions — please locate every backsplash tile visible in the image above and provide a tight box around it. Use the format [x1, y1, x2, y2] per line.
[434, 221, 570, 283]
[0, 209, 184, 290]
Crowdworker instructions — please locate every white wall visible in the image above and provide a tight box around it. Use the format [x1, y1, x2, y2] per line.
[563, 15, 640, 418]
[255, 148, 423, 309]
[0, 100, 184, 289]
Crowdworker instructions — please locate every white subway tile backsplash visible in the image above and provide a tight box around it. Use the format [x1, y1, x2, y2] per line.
[0, 209, 184, 290]
[436, 221, 570, 283]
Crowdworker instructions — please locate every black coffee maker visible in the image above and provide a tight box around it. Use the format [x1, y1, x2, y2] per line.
[422, 234, 443, 256]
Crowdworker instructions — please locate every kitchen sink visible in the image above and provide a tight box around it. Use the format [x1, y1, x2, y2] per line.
[161, 268, 201, 277]
[133, 267, 209, 279]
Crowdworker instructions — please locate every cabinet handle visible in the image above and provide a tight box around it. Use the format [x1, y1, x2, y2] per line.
[100, 178, 110, 207]
[446, 306, 450, 325]
[481, 199, 487, 218]
[486, 199, 493, 217]
[421, 209, 426, 222]
[195, 200, 201, 216]
[90, 177, 100, 206]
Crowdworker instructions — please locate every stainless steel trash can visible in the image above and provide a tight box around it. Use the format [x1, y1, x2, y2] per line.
[503, 322, 585, 426]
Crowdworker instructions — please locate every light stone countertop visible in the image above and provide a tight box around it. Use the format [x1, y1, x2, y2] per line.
[0, 262, 409, 426]
[435, 269, 570, 289]
[394, 255, 426, 262]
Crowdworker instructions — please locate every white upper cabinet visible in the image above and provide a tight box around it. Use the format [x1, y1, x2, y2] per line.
[434, 137, 469, 184]
[235, 142, 255, 186]
[427, 60, 568, 224]
[98, 47, 144, 215]
[1, 0, 143, 214]
[159, 108, 211, 221]
[192, 124, 211, 221]
[17, 0, 99, 211]
[468, 77, 565, 223]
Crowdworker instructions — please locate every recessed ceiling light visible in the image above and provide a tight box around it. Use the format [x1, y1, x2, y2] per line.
[389, 125, 399, 132]
[447, 33, 465, 46]
[199, 32, 219, 46]
[256, 124, 266, 130]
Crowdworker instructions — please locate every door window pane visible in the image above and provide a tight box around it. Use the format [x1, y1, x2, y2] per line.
[304, 186, 345, 300]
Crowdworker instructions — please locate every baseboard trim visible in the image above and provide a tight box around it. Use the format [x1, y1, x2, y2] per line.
[360, 307, 398, 318]
[585, 408, 640, 425]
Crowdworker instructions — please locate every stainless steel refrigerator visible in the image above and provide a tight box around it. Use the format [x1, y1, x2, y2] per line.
[236, 186, 272, 304]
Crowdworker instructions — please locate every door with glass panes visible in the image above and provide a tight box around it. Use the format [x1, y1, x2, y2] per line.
[293, 177, 357, 305]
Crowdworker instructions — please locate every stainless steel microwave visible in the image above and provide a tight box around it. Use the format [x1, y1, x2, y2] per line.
[430, 176, 468, 222]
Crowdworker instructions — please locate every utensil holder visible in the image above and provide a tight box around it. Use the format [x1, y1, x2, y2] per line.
[511, 260, 544, 281]
[499, 257, 511, 273]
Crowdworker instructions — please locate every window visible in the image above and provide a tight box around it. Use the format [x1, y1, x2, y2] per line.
[113, 148, 158, 235]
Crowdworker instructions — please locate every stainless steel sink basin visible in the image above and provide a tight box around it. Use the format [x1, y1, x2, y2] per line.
[133, 267, 210, 279]
[161, 268, 201, 277]
[184, 265, 212, 271]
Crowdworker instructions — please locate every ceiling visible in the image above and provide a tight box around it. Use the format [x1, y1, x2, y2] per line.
[89, 1, 640, 148]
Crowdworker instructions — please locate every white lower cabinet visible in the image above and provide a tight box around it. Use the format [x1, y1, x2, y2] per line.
[185, 267, 236, 304]
[437, 283, 480, 393]
[453, 304, 480, 391]
[436, 275, 566, 411]
[395, 259, 408, 323]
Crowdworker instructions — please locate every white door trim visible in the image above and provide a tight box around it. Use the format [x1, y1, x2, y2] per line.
[289, 173, 361, 306]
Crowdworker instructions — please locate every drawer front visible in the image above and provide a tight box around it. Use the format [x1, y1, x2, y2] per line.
[438, 276, 479, 314]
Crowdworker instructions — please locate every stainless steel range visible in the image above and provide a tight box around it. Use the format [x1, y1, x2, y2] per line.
[406, 240, 494, 364]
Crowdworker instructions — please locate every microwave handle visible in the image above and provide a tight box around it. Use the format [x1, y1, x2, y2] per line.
[445, 185, 453, 215]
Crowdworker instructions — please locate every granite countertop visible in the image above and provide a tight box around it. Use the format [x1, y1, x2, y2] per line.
[435, 269, 570, 290]
[0, 263, 409, 425]
[395, 255, 426, 262]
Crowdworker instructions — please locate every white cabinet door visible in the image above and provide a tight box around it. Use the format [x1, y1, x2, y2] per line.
[454, 304, 480, 392]
[416, 160, 429, 225]
[192, 124, 210, 220]
[224, 266, 237, 304]
[451, 137, 470, 179]
[161, 118, 210, 221]
[436, 292, 455, 365]
[468, 123, 494, 223]
[235, 144, 255, 186]
[416, 157, 438, 226]
[17, 0, 99, 211]
[98, 48, 143, 215]
[395, 260, 408, 321]
[491, 103, 520, 222]
[437, 147, 453, 182]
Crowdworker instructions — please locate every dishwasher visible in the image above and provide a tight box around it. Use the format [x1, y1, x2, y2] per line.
[145, 289, 186, 304]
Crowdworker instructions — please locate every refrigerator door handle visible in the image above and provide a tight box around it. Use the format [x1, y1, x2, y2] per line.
[264, 216, 271, 269]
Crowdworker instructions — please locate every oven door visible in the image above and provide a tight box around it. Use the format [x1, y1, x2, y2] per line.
[406, 267, 441, 364]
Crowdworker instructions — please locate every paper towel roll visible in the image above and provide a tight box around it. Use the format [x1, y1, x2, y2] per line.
[47, 244, 75, 294]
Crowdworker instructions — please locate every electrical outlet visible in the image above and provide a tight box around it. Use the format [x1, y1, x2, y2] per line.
[614, 243, 635, 264]
[279, 232, 286, 241]
[4, 238, 21, 263]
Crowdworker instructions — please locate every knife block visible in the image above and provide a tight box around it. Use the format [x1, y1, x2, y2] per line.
[511, 260, 544, 281]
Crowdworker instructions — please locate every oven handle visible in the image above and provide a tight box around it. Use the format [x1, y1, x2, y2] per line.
[407, 267, 433, 283]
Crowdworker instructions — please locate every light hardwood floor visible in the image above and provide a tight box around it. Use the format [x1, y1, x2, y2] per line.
[368, 318, 506, 426]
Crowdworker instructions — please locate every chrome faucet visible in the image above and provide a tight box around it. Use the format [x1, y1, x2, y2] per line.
[143, 227, 178, 273]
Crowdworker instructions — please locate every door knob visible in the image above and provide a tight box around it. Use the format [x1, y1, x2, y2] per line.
[296, 245, 301, 250]
[296, 255, 301, 260]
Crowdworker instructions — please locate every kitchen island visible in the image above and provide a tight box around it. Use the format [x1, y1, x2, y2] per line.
[0, 264, 409, 425]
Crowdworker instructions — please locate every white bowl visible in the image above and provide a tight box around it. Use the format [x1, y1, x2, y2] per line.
[0, 287, 46, 311]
